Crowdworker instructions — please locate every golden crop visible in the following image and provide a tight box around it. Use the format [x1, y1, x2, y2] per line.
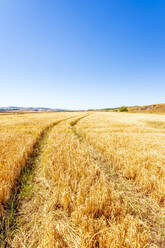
[11, 118, 149, 248]
[76, 113, 165, 206]
[0, 112, 76, 210]
[0, 112, 165, 247]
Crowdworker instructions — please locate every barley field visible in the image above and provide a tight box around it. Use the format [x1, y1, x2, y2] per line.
[0, 112, 165, 247]
[0, 112, 77, 209]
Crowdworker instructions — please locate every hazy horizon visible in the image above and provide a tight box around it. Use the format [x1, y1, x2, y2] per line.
[0, 1, 165, 110]
[0, 102, 165, 111]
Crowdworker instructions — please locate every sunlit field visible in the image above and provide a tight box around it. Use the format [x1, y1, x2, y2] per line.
[76, 113, 165, 205]
[0, 112, 165, 247]
[0, 112, 77, 208]
[76, 112, 165, 247]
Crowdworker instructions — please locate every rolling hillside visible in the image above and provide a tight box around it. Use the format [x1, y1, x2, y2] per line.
[128, 103, 165, 113]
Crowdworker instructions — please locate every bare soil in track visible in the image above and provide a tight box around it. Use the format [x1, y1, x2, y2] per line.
[1, 114, 163, 247]
[0, 116, 74, 248]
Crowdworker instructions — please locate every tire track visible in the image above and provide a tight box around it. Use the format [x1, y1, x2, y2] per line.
[0, 116, 75, 248]
[70, 117, 163, 248]
[8, 114, 89, 248]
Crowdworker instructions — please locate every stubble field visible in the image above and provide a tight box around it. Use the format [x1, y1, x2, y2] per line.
[0, 112, 165, 248]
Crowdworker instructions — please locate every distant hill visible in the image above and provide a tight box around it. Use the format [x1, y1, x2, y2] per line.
[128, 103, 165, 113]
[0, 106, 69, 112]
[1, 104, 165, 114]
[90, 103, 165, 113]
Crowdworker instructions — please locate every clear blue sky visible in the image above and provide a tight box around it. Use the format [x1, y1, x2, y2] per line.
[0, 0, 165, 109]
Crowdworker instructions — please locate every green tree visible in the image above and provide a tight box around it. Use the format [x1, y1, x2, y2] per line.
[119, 106, 128, 112]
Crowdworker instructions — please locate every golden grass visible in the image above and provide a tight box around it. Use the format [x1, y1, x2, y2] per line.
[0, 112, 76, 211]
[10, 117, 150, 248]
[1, 112, 165, 247]
[75, 112, 165, 245]
[76, 113, 165, 204]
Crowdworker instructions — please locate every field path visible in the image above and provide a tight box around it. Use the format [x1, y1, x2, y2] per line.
[1, 113, 163, 247]
[71, 116, 163, 247]
[0, 115, 78, 248]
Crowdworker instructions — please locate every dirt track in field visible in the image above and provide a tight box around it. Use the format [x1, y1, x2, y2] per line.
[0, 116, 75, 248]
